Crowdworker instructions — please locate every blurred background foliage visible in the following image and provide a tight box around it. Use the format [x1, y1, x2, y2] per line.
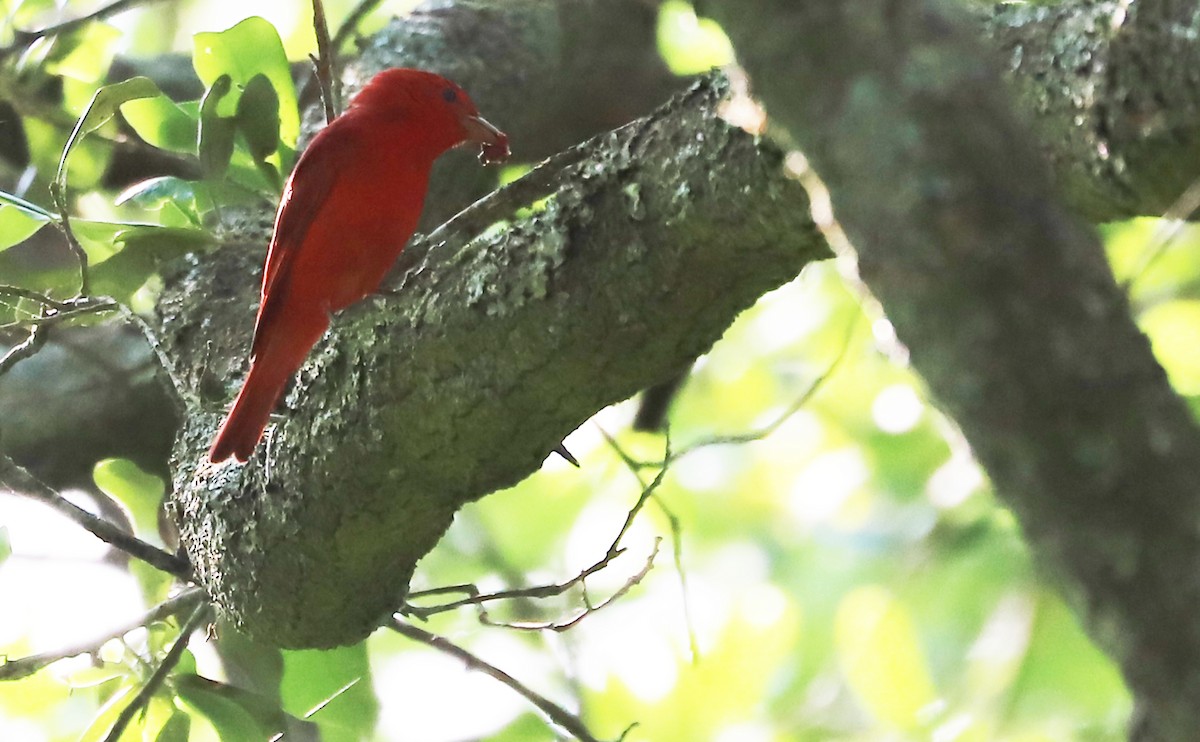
[6, 0, 1198, 739]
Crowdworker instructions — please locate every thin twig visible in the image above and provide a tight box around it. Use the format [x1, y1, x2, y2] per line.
[331, 0, 385, 50]
[0, 588, 205, 681]
[310, 0, 340, 123]
[389, 618, 605, 742]
[422, 145, 592, 250]
[507, 540, 660, 632]
[622, 320, 859, 468]
[1124, 174, 1200, 292]
[0, 295, 119, 332]
[7, 0, 175, 47]
[601, 429, 700, 661]
[47, 182, 90, 297]
[0, 325, 46, 376]
[0, 454, 191, 579]
[117, 306, 189, 414]
[102, 602, 209, 742]
[405, 440, 670, 629]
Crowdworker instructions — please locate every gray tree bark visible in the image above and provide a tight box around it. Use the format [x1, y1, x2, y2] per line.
[6, 9, 1200, 728]
[700, 0, 1200, 738]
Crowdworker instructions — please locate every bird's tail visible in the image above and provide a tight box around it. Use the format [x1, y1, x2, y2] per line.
[208, 356, 294, 463]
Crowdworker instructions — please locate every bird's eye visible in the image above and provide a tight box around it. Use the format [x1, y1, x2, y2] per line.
[442, 88, 458, 103]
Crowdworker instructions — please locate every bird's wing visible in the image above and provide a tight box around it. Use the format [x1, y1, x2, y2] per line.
[250, 120, 358, 361]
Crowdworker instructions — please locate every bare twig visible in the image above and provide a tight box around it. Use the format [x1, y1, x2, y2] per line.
[1124, 175, 1200, 292]
[620, 321, 859, 469]
[601, 429, 700, 661]
[0, 588, 205, 681]
[102, 602, 209, 742]
[405, 440, 671, 629]
[407, 540, 660, 632]
[389, 618, 606, 742]
[117, 306, 189, 413]
[310, 0, 341, 123]
[0, 294, 119, 332]
[7, 0, 175, 47]
[47, 182, 90, 297]
[331, 0, 385, 50]
[0, 325, 46, 377]
[0, 454, 191, 579]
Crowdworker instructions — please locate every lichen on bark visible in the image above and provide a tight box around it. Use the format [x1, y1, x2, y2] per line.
[165, 77, 826, 647]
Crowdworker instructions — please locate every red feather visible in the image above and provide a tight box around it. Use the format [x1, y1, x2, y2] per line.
[209, 69, 507, 463]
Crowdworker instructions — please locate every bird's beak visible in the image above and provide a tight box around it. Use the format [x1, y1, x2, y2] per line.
[463, 114, 509, 165]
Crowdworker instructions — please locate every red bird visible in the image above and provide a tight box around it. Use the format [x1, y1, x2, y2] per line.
[208, 69, 508, 463]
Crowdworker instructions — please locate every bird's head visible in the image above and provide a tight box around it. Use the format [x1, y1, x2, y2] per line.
[350, 68, 509, 164]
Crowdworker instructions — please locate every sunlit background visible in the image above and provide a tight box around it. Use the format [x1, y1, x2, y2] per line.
[4, 0, 1197, 739]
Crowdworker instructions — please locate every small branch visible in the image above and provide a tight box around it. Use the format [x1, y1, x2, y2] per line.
[0, 291, 118, 379]
[331, 0, 385, 50]
[117, 306, 189, 414]
[0, 325, 46, 377]
[602, 430, 699, 661]
[47, 182, 90, 297]
[6, 0, 175, 48]
[619, 320, 858, 469]
[389, 618, 606, 742]
[310, 0, 340, 124]
[405, 439, 671, 629]
[0, 294, 119, 332]
[102, 602, 209, 742]
[0, 588, 205, 681]
[0, 454, 192, 579]
[407, 540, 659, 632]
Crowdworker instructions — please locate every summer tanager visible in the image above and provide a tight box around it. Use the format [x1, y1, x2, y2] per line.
[208, 68, 508, 463]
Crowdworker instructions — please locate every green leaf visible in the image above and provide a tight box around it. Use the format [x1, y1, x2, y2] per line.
[1141, 299, 1200, 396]
[78, 682, 137, 742]
[121, 97, 200, 154]
[236, 73, 281, 162]
[57, 77, 162, 188]
[93, 458, 165, 536]
[0, 190, 54, 252]
[0, 525, 10, 565]
[193, 17, 299, 148]
[175, 674, 286, 739]
[835, 586, 938, 731]
[198, 74, 236, 179]
[44, 22, 121, 84]
[154, 708, 192, 742]
[115, 176, 201, 222]
[281, 644, 378, 741]
[657, 0, 734, 75]
[90, 226, 212, 304]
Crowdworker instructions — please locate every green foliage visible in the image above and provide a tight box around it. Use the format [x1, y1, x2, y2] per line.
[280, 644, 379, 741]
[193, 16, 299, 149]
[4, 4, 1195, 742]
[93, 457, 165, 537]
[56, 77, 161, 188]
[656, 1, 733, 75]
[174, 674, 288, 739]
[0, 189, 54, 251]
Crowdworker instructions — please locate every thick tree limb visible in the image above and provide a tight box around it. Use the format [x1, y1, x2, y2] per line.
[983, 1, 1200, 221]
[700, 0, 1200, 737]
[9, 0, 1200, 487]
[164, 76, 822, 647]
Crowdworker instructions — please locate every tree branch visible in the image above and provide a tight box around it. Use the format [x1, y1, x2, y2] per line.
[700, 0, 1200, 737]
[164, 74, 823, 647]
[389, 617, 606, 742]
[0, 453, 191, 579]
